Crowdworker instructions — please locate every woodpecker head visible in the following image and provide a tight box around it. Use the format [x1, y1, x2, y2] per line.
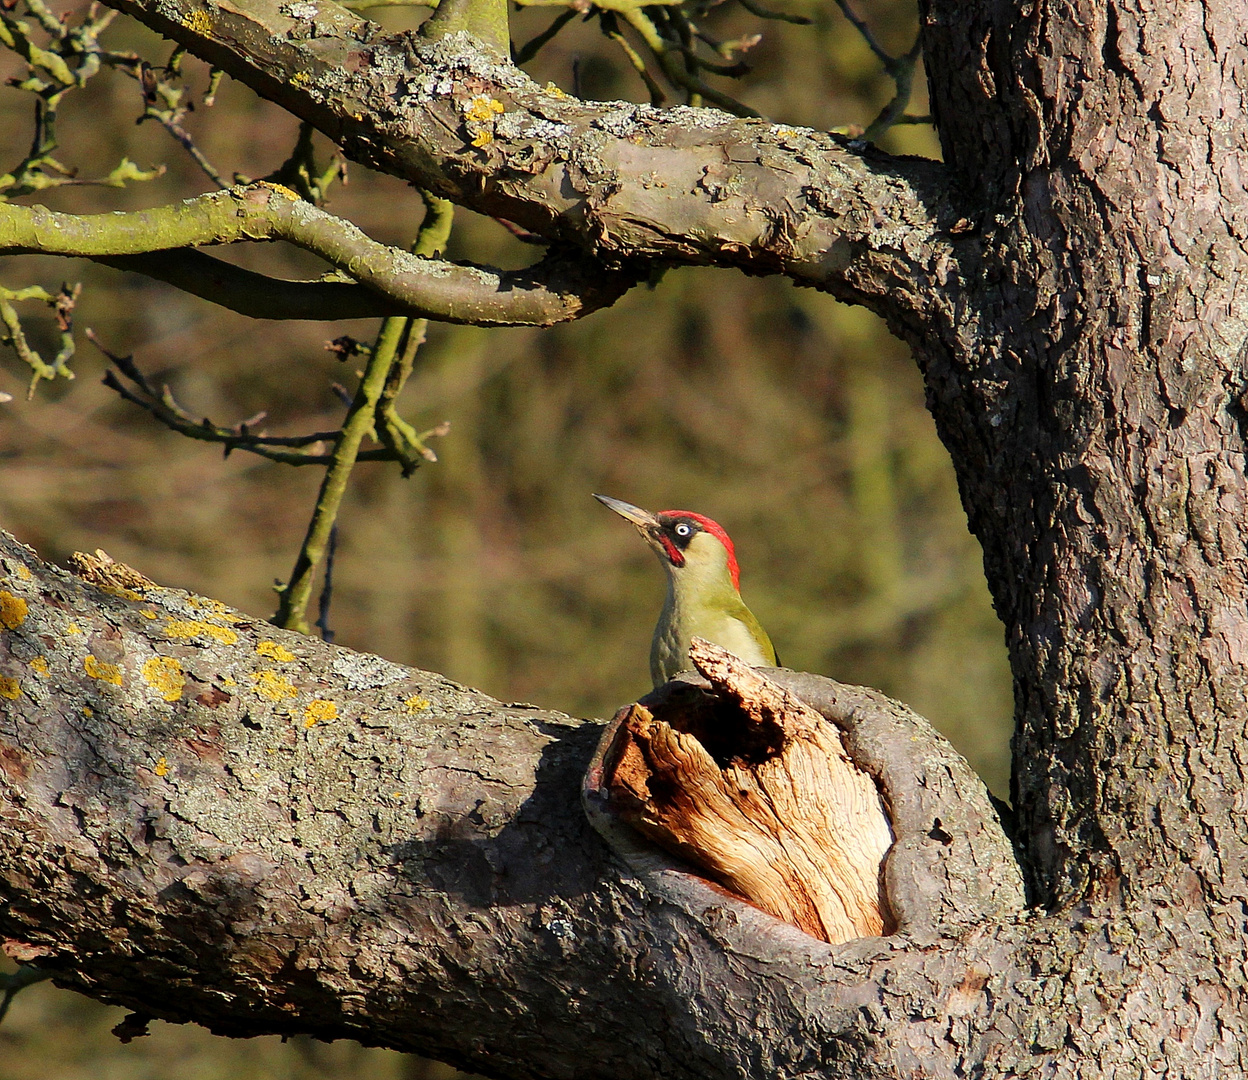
[593, 494, 741, 592]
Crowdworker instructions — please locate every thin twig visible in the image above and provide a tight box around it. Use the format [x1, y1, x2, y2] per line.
[314, 523, 337, 642]
[735, 0, 811, 25]
[0, 966, 52, 1026]
[861, 37, 922, 141]
[621, 8, 760, 117]
[831, 0, 893, 69]
[272, 191, 455, 633]
[90, 331, 389, 465]
[601, 12, 665, 107]
[514, 7, 577, 66]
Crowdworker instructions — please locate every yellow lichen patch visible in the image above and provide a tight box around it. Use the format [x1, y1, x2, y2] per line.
[464, 95, 505, 123]
[471, 130, 494, 148]
[291, 70, 312, 87]
[140, 609, 159, 620]
[164, 619, 239, 646]
[142, 656, 186, 703]
[257, 640, 296, 663]
[0, 675, 19, 700]
[0, 590, 28, 630]
[101, 585, 144, 601]
[82, 705, 93, 717]
[303, 699, 338, 728]
[15, 565, 31, 580]
[404, 695, 431, 713]
[182, 8, 211, 33]
[154, 756, 169, 777]
[544, 82, 568, 98]
[250, 180, 300, 202]
[29, 656, 49, 676]
[222, 675, 237, 687]
[84, 655, 123, 686]
[185, 596, 243, 622]
[66, 622, 82, 634]
[253, 669, 297, 701]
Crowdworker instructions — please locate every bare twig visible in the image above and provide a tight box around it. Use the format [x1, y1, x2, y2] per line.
[314, 524, 338, 643]
[831, 0, 892, 68]
[90, 331, 391, 466]
[272, 190, 456, 634]
[0, 281, 79, 397]
[0, 1, 163, 199]
[860, 36, 923, 142]
[601, 11, 666, 107]
[514, 7, 577, 66]
[133, 57, 229, 188]
[0, 966, 52, 1026]
[735, 0, 811, 26]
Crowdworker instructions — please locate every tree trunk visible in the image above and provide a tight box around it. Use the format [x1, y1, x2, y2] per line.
[918, 0, 1248, 911]
[2, 0, 1248, 1075]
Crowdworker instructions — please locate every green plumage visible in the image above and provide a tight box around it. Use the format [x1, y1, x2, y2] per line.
[592, 494, 776, 688]
[648, 530, 776, 686]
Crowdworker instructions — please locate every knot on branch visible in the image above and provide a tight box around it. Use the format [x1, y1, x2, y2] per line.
[584, 640, 1024, 946]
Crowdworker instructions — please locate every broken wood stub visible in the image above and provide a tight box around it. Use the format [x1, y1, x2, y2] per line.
[599, 639, 895, 944]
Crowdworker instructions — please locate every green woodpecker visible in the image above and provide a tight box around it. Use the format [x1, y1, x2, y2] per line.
[594, 494, 778, 687]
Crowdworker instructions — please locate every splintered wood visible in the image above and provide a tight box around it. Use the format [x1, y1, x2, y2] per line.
[601, 640, 895, 944]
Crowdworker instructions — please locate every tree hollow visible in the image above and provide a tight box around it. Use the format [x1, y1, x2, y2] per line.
[592, 640, 895, 944]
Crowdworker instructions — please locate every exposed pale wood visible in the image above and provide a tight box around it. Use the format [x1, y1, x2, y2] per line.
[598, 639, 894, 944]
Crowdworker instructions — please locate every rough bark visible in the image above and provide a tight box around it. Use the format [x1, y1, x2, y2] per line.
[3, 0, 1248, 1075]
[4, 531, 1247, 1078]
[916, 0, 1248, 909]
[100, 0, 963, 330]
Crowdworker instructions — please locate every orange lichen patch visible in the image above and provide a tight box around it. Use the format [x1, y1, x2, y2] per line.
[0, 675, 19, 700]
[253, 669, 297, 701]
[164, 619, 239, 645]
[142, 656, 185, 703]
[257, 640, 296, 662]
[28, 657, 48, 676]
[154, 756, 169, 777]
[303, 699, 338, 728]
[470, 130, 494, 148]
[84, 655, 123, 686]
[0, 590, 28, 630]
[404, 695, 431, 713]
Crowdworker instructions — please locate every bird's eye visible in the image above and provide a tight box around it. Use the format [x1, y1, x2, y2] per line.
[674, 523, 692, 537]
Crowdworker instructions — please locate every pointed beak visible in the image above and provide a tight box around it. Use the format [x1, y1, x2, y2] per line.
[593, 493, 661, 531]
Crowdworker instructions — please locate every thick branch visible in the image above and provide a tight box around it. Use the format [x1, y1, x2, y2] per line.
[0, 188, 636, 326]
[1, 530, 1244, 1077]
[100, 0, 963, 321]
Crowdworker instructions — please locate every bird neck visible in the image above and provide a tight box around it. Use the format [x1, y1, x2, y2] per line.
[663, 533, 742, 612]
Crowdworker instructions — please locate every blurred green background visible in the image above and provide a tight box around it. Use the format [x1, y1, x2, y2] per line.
[0, 0, 1012, 1075]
